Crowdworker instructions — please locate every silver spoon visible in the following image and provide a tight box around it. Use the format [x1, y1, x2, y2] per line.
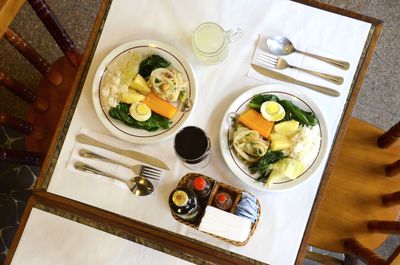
[74, 161, 154, 196]
[265, 36, 350, 70]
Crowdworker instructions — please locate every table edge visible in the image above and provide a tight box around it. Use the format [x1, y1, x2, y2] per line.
[15, 0, 383, 264]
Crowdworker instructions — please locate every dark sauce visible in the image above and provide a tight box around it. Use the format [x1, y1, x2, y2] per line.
[174, 126, 209, 164]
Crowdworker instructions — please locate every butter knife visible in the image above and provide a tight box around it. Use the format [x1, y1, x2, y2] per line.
[76, 134, 169, 170]
[251, 64, 340, 97]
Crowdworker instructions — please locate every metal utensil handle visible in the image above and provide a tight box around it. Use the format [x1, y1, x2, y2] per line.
[298, 50, 350, 70]
[76, 134, 169, 170]
[74, 161, 128, 184]
[291, 65, 344, 85]
[76, 134, 122, 154]
[79, 149, 132, 170]
[295, 80, 340, 97]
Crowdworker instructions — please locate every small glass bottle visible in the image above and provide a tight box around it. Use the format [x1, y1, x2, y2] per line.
[191, 176, 212, 198]
[169, 188, 200, 221]
[214, 192, 233, 211]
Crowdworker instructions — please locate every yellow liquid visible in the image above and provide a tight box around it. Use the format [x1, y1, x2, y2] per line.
[192, 22, 228, 64]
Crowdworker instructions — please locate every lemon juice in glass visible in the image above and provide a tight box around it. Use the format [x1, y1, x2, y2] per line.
[192, 22, 242, 64]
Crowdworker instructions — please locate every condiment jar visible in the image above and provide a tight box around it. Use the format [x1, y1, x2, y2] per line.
[191, 176, 212, 198]
[214, 192, 233, 211]
[169, 188, 200, 221]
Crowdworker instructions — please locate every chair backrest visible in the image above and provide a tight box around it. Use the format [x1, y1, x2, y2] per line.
[0, 0, 81, 166]
[307, 118, 400, 265]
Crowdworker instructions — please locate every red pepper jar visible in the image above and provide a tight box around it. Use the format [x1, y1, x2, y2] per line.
[214, 192, 232, 211]
[191, 176, 212, 198]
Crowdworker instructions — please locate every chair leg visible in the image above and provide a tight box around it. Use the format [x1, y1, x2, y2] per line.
[28, 0, 82, 67]
[382, 191, 400, 206]
[386, 160, 400, 177]
[343, 238, 385, 265]
[368, 220, 400, 234]
[4, 28, 63, 86]
[377, 121, 400, 148]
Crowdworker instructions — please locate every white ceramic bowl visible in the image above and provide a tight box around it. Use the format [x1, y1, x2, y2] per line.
[92, 40, 197, 144]
[219, 84, 328, 192]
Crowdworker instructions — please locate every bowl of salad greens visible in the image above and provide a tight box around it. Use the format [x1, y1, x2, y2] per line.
[220, 84, 328, 191]
[92, 40, 197, 144]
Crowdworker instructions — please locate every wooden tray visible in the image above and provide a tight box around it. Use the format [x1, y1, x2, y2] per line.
[170, 173, 261, 246]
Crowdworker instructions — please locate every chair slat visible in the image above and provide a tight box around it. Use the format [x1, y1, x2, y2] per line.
[344, 239, 386, 265]
[382, 191, 400, 207]
[4, 28, 63, 86]
[28, 0, 81, 67]
[0, 148, 41, 165]
[0, 112, 33, 134]
[368, 221, 400, 234]
[0, 112, 45, 139]
[386, 160, 400, 177]
[378, 121, 400, 148]
[0, 70, 49, 111]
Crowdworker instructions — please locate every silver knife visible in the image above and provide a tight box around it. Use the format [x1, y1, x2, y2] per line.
[76, 134, 169, 170]
[251, 64, 340, 97]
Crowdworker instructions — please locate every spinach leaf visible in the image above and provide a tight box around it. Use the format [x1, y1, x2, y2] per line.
[109, 103, 171, 132]
[249, 94, 280, 110]
[139, 55, 171, 78]
[249, 150, 286, 182]
[278, 100, 318, 126]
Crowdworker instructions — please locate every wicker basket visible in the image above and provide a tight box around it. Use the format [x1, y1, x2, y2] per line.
[170, 173, 261, 246]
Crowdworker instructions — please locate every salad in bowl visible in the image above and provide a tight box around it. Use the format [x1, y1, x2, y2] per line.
[92, 40, 196, 144]
[220, 85, 328, 191]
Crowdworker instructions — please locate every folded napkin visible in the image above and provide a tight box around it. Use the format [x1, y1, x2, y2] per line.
[67, 128, 165, 191]
[247, 35, 347, 95]
[198, 206, 252, 242]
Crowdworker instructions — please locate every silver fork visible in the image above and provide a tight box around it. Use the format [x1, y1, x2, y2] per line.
[258, 52, 344, 85]
[79, 149, 162, 180]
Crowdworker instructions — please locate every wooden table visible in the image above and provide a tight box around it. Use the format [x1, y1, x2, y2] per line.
[6, 1, 382, 264]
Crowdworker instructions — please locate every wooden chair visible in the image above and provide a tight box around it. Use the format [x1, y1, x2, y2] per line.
[0, 0, 81, 166]
[306, 118, 400, 265]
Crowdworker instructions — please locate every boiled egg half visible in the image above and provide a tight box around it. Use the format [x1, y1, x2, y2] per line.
[129, 103, 151, 121]
[260, 101, 285, 122]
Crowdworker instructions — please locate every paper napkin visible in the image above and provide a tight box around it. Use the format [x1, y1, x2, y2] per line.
[247, 35, 348, 96]
[67, 128, 165, 191]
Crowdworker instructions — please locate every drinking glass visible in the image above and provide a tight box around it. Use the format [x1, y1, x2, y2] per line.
[192, 22, 243, 64]
[174, 126, 211, 170]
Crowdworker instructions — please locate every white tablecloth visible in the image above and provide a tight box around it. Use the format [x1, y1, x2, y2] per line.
[25, 0, 371, 264]
[11, 209, 193, 265]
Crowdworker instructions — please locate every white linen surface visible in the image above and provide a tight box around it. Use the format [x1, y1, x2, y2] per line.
[11, 209, 193, 265]
[38, 0, 371, 264]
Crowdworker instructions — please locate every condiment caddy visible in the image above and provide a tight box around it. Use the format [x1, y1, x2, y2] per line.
[169, 173, 261, 246]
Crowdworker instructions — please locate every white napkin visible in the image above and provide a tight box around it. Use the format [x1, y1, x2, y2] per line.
[67, 128, 166, 191]
[247, 35, 348, 96]
[198, 206, 251, 242]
